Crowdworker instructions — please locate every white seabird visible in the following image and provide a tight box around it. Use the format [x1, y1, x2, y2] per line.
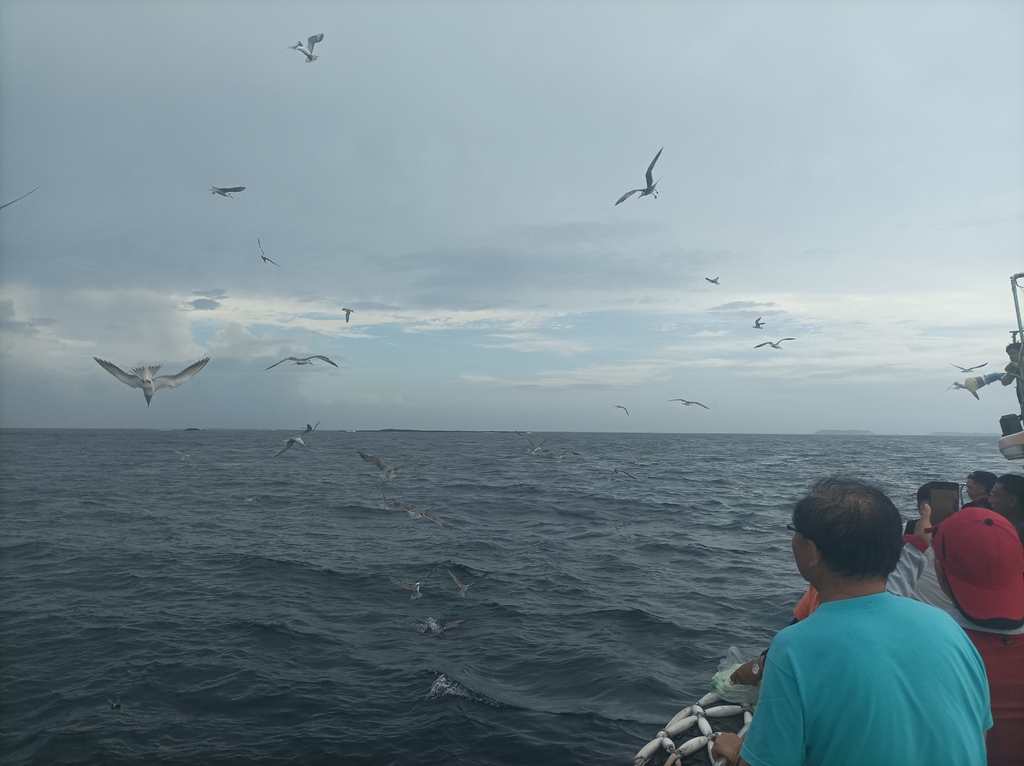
[447, 569, 486, 597]
[669, 398, 709, 410]
[93, 357, 210, 407]
[265, 355, 339, 370]
[210, 186, 245, 198]
[613, 404, 629, 416]
[288, 33, 324, 62]
[705, 277, 720, 285]
[358, 451, 423, 481]
[390, 499, 454, 528]
[257, 239, 280, 267]
[515, 430, 546, 454]
[174, 450, 199, 472]
[343, 308, 354, 323]
[754, 338, 795, 350]
[387, 576, 423, 599]
[950, 362, 987, 373]
[615, 147, 663, 205]
[753, 317, 765, 329]
[275, 423, 317, 457]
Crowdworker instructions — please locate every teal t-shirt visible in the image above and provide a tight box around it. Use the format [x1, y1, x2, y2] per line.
[741, 592, 990, 766]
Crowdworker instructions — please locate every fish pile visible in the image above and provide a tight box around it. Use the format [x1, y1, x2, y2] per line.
[632, 691, 753, 766]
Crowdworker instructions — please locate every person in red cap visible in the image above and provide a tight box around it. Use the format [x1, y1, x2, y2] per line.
[932, 506, 1024, 765]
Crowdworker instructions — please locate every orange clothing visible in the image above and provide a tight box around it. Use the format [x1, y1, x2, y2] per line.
[792, 585, 821, 621]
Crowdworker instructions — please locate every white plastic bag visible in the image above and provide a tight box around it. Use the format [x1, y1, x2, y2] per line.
[709, 645, 760, 705]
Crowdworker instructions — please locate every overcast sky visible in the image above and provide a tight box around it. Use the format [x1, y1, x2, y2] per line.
[1, 0, 1022, 434]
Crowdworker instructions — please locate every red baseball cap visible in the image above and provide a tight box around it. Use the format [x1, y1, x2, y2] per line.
[932, 507, 1024, 625]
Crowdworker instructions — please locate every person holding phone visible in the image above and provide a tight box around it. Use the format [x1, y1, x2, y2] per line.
[711, 478, 990, 766]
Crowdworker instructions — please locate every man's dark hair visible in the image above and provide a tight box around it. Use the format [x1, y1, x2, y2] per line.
[967, 470, 998, 492]
[1007, 342, 1022, 353]
[792, 477, 902, 580]
[995, 474, 1024, 510]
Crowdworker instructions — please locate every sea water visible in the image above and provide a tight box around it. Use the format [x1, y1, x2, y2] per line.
[0, 429, 1003, 765]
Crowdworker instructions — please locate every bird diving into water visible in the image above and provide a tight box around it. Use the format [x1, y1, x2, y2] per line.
[257, 239, 280, 267]
[265, 355, 338, 370]
[210, 186, 245, 198]
[93, 357, 210, 406]
[755, 338, 795, 350]
[615, 148, 662, 205]
[288, 33, 324, 62]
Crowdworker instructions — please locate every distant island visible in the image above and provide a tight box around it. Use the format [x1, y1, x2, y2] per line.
[814, 430, 874, 435]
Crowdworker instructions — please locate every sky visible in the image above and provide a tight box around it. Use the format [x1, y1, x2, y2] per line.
[1, 0, 1022, 434]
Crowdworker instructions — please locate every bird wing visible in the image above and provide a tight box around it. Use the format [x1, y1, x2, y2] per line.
[387, 576, 414, 591]
[645, 147, 663, 187]
[779, 338, 795, 342]
[274, 441, 294, 457]
[425, 512, 454, 528]
[0, 185, 40, 211]
[442, 619, 466, 631]
[153, 357, 210, 390]
[694, 401, 710, 409]
[754, 342, 771, 348]
[307, 33, 324, 51]
[359, 451, 389, 471]
[222, 186, 245, 193]
[448, 569, 465, 588]
[306, 420, 321, 432]
[309, 354, 338, 367]
[94, 358, 143, 389]
[265, 357, 299, 370]
[615, 189, 642, 206]
[614, 405, 629, 416]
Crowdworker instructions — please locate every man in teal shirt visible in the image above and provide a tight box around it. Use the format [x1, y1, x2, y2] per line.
[712, 478, 990, 766]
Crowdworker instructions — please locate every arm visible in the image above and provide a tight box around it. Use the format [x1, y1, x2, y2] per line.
[886, 503, 933, 598]
[711, 732, 750, 766]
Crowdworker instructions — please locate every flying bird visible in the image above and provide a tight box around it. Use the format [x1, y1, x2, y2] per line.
[343, 308, 354, 323]
[447, 569, 486, 597]
[257, 239, 280, 267]
[612, 468, 640, 481]
[288, 33, 324, 62]
[754, 317, 765, 329]
[0, 185, 40, 211]
[515, 430, 546, 454]
[615, 147, 663, 205]
[275, 422, 318, 457]
[950, 362, 987, 373]
[613, 405, 629, 416]
[754, 338, 795, 350]
[174, 450, 199, 472]
[705, 277, 720, 285]
[390, 499, 454, 528]
[210, 186, 245, 198]
[669, 398, 709, 410]
[265, 355, 338, 370]
[948, 381, 980, 400]
[357, 451, 423, 481]
[387, 576, 423, 599]
[93, 357, 210, 406]
[108, 696, 121, 710]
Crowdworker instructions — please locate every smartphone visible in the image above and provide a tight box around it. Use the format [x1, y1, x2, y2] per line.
[928, 481, 960, 524]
